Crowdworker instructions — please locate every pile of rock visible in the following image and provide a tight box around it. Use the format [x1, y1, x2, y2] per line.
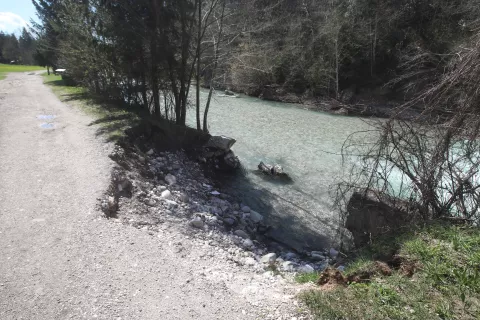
[225, 246, 343, 275]
[102, 144, 343, 277]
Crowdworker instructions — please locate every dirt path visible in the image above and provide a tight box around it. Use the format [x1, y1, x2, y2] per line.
[0, 72, 305, 320]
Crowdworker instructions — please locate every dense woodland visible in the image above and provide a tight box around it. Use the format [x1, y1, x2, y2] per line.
[0, 29, 37, 65]
[30, 0, 480, 121]
[30, 0, 480, 223]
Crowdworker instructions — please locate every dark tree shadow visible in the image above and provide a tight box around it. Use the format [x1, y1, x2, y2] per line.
[107, 120, 341, 255]
[206, 166, 338, 253]
[89, 114, 134, 126]
[46, 79, 65, 86]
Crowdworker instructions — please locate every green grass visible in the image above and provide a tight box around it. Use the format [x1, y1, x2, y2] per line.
[299, 223, 480, 319]
[0, 64, 45, 80]
[296, 272, 323, 284]
[42, 73, 139, 141]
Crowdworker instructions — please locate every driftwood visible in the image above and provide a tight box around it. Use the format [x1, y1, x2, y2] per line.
[258, 161, 284, 175]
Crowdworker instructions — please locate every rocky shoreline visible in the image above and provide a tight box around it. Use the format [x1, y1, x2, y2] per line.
[100, 138, 345, 278]
[220, 86, 422, 120]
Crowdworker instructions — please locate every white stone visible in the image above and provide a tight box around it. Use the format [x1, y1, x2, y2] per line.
[165, 200, 178, 208]
[178, 193, 189, 202]
[108, 196, 115, 207]
[205, 136, 236, 151]
[234, 230, 249, 239]
[284, 252, 297, 260]
[317, 262, 329, 272]
[329, 248, 339, 258]
[165, 174, 176, 185]
[210, 191, 221, 195]
[260, 253, 277, 264]
[145, 198, 156, 206]
[189, 218, 204, 229]
[161, 190, 172, 199]
[249, 210, 263, 223]
[282, 261, 296, 272]
[298, 264, 315, 273]
[244, 257, 256, 266]
[241, 206, 251, 213]
[146, 149, 154, 155]
[311, 252, 326, 261]
[243, 239, 254, 248]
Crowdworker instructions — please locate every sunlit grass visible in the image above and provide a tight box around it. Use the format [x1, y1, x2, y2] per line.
[299, 222, 480, 319]
[42, 73, 139, 142]
[0, 64, 45, 80]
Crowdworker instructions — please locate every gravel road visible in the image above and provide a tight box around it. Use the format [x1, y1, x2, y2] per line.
[0, 72, 304, 320]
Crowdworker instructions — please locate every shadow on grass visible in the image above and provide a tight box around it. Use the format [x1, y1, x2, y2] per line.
[46, 83, 141, 142]
[45, 79, 65, 86]
[63, 92, 97, 103]
[89, 114, 134, 126]
[94, 119, 139, 142]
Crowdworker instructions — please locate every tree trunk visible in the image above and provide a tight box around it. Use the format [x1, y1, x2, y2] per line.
[141, 77, 148, 109]
[334, 37, 339, 100]
[204, 86, 214, 133]
[140, 47, 148, 109]
[371, 11, 378, 76]
[151, 0, 161, 117]
[164, 93, 169, 120]
[203, 0, 226, 132]
[196, 0, 202, 130]
[178, 0, 191, 126]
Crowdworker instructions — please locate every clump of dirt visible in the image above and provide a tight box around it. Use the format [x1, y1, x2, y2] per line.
[317, 268, 348, 286]
[317, 255, 418, 288]
[389, 255, 418, 277]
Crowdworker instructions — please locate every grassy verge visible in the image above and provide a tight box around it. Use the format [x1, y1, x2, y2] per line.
[299, 222, 480, 319]
[42, 73, 139, 141]
[0, 64, 45, 80]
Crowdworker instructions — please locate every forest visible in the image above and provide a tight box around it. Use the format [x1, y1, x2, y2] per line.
[0, 29, 37, 65]
[31, 0, 480, 104]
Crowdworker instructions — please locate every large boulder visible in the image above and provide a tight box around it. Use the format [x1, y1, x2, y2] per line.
[345, 190, 419, 247]
[334, 107, 349, 115]
[205, 136, 236, 151]
[224, 150, 240, 169]
[201, 136, 240, 170]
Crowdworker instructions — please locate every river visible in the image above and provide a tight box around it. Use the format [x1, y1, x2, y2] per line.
[190, 91, 374, 252]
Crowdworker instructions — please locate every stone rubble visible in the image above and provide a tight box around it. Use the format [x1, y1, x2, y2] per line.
[102, 144, 342, 280]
